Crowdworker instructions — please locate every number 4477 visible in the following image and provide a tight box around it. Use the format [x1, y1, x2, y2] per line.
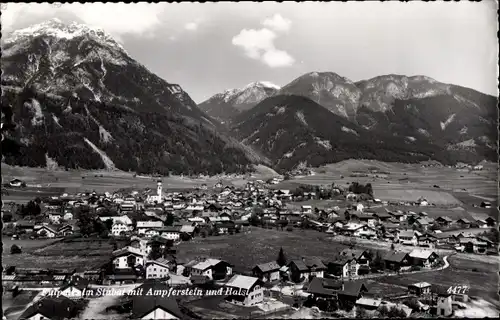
[447, 285, 469, 295]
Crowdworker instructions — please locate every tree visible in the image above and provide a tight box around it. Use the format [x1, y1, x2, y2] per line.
[76, 206, 95, 236]
[277, 247, 287, 267]
[165, 213, 175, 226]
[148, 243, 162, 260]
[390, 243, 395, 251]
[104, 219, 113, 232]
[10, 244, 22, 254]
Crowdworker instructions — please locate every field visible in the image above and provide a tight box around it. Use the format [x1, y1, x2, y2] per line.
[176, 227, 348, 273]
[1, 164, 278, 203]
[2, 237, 127, 271]
[372, 255, 499, 304]
[285, 160, 496, 205]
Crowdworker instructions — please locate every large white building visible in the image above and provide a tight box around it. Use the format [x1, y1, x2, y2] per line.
[147, 180, 164, 204]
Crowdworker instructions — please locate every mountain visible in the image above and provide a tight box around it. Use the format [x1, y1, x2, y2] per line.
[231, 95, 444, 172]
[1, 19, 256, 175]
[265, 72, 497, 166]
[354, 75, 498, 162]
[278, 72, 362, 121]
[198, 81, 280, 124]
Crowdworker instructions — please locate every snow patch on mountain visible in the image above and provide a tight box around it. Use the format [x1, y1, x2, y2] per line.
[453, 94, 480, 109]
[341, 126, 359, 136]
[45, 153, 59, 170]
[276, 106, 287, 114]
[406, 136, 416, 142]
[314, 137, 332, 150]
[83, 138, 116, 170]
[440, 113, 456, 130]
[418, 128, 430, 137]
[5, 18, 127, 54]
[447, 139, 476, 150]
[459, 126, 468, 135]
[295, 111, 308, 126]
[52, 114, 62, 128]
[25, 98, 44, 126]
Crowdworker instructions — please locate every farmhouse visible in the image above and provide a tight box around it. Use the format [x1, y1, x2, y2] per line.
[408, 249, 439, 268]
[224, 275, 264, 306]
[136, 220, 164, 235]
[19, 296, 79, 320]
[459, 238, 488, 254]
[58, 276, 90, 299]
[186, 258, 233, 280]
[35, 225, 57, 238]
[407, 282, 432, 296]
[130, 281, 184, 319]
[252, 261, 281, 283]
[327, 256, 358, 279]
[145, 259, 171, 279]
[399, 230, 418, 246]
[434, 216, 453, 227]
[288, 257, 326, 282]
[112, 247, 145, 269]
[383, 252, 411, 271]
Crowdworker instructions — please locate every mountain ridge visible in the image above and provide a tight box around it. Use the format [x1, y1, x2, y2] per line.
[1, 19, 257, 175]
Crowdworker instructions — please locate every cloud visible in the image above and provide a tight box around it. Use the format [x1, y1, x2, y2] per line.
[262, 49, 295, 68]
[184, 22, 198, 31]
[232, 28, 276, 59]
[262, 13, 292, 32]
[232, 14, 294, 68]
[1, 3, 168, 38]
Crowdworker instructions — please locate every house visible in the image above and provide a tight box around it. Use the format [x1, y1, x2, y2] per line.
[349, 213, 376, 227]
[408, 249, 439, 268]
[157, 226, 181, 241]
[355, 203, 364, 212]
[434, 216, 453, 227]
[145, 259, 171, 279]
[136, 220, 164, 235]
[399, 230, 418, 246]
[456, 218, 472, 229]
[327, 256, 357, 279]
[371, 212, 392, 223]
[485, 216, 496, 226]
[9, 178, 24, 187]
[187, 258, 233, 280]
[48, 212, 62, 224]
[58, 276, 90, 299]
[407, 282, 432, 296]
[306, 277, 340, 300]
[475, 219, 489, 228]
[417, 234, 437, 248]
[224, 275, 264, 306]
[356, 297, 382, 311]
[215, 221, 236, 235]
[435, 288, 453, 317]
[111, 221, 132, 236]
[35, 225, 57, 238]
[130, 280, 184, 319]
[337, 281, 370, 307]
[480, 201, 492, 209]
[112, 247, 145, 269]
[383, 252, 412, 271]
[339, 249, 371, 273]
[63, 210, 74, 221]
[459, 238, 488, 254]
[288, 257, 327, 282]
[414, 217, 433, 231]
[57, 225, 74, 237]
[18, 296, 79, 320]
[15, 221, 35, 233]
[252, 262, 281, 283]
[301, 205, 313, 214]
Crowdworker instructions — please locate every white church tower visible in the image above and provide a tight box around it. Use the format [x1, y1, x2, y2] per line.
[156, 180, 163, 203]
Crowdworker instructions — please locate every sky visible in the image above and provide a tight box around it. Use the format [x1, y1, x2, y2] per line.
[1, 2, 498, 103]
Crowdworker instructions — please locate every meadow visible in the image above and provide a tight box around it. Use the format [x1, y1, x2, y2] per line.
[2, 237, 128, 271]
[372, 255, 499, 304]
[176, 227, 348, 273]
[285, 160, 497, 206]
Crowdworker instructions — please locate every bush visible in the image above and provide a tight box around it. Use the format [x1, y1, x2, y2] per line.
[10, 244, 22, 254]
[286, 226, 293, 232]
